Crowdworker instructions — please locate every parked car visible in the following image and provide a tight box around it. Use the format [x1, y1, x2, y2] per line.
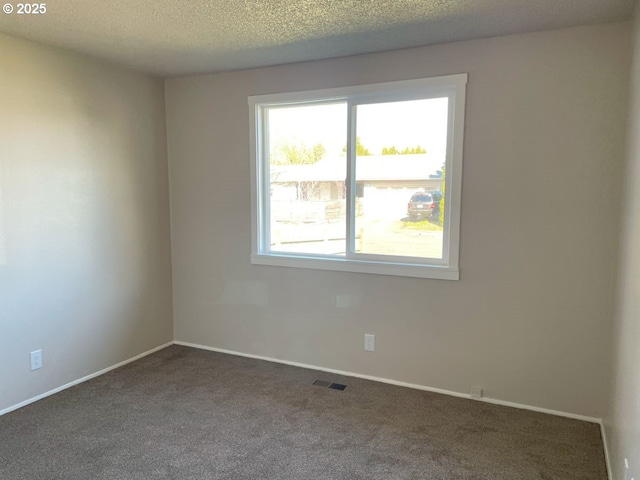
[407, 191, 441, 221]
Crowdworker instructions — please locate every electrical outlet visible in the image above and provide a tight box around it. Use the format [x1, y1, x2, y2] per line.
[364, 334, 375, 352]
[30, 350, 42, 371]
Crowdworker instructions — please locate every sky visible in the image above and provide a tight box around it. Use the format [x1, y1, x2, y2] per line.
[267, 97, 449, 159]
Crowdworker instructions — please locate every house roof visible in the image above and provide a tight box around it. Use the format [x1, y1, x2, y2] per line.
[270, 154, 444, 183]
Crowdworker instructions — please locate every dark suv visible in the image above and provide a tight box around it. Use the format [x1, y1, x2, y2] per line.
[407, 191, 441, 221]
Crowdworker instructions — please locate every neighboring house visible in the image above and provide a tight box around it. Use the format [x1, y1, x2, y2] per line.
[270, 153, 444, 224]
[271, 153, 444, 199]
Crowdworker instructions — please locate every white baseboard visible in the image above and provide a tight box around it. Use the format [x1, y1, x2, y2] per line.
[0, 342, 174, 417]
[174, 340, 602, 424]
[1, 339, 604, 428]
[600, 421, 613, 480]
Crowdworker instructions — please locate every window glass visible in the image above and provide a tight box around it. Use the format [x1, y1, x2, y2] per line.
[354, 99, 448, 259]
[267, 103, 347, 255]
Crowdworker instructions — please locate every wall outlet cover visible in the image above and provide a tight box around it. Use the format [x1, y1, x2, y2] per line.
[364, 334, 375, 352]
[30, 350, 43, 371]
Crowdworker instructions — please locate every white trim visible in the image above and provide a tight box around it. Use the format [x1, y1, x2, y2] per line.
[474, 396, 601, 424]
[174, 340, 601, 424]
[247, 74, 468, 106]
[600, 421, 613, 480]
[346, 100, 356, 254]
[0, 342, 173, 417]
[251, 253, 460, 280]
[446, 79, 466, 273]
[249, 103, 260, 255]
[249, 74, 467, 281]
[1, 339, 604, 428]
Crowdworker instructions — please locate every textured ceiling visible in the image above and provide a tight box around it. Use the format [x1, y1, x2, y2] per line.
[0, 0, 637, 76]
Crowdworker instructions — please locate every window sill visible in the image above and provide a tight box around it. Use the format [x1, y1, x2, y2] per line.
[250, 253, 459, 280]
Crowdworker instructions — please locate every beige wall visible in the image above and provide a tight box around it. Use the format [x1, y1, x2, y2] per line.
[606, 6, 640, 480]
[166, 23, 630, 419]
[0, 35, 173, 412]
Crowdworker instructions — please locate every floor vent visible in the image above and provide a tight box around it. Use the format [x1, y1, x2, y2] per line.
[313, 380, 346, 391]
[329, 383, 347, 391]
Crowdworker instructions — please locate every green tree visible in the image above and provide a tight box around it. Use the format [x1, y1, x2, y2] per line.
[272, 142, 325, 164]
[342, 137, 372, 156]
[381, 145, 426, 155]
[382, 146, 399, 155]
[312, 143, 326, 163]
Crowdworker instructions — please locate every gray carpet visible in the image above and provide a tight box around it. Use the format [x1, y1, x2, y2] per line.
[0, 345, 607, 479]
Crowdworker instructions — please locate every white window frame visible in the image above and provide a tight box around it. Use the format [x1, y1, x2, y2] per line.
[249, 73, 467, 280]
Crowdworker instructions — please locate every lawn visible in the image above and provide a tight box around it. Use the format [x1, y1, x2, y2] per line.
[398, 219, 443, 232]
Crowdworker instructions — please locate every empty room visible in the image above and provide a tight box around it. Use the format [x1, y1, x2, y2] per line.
[1, 1, 639, 479]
